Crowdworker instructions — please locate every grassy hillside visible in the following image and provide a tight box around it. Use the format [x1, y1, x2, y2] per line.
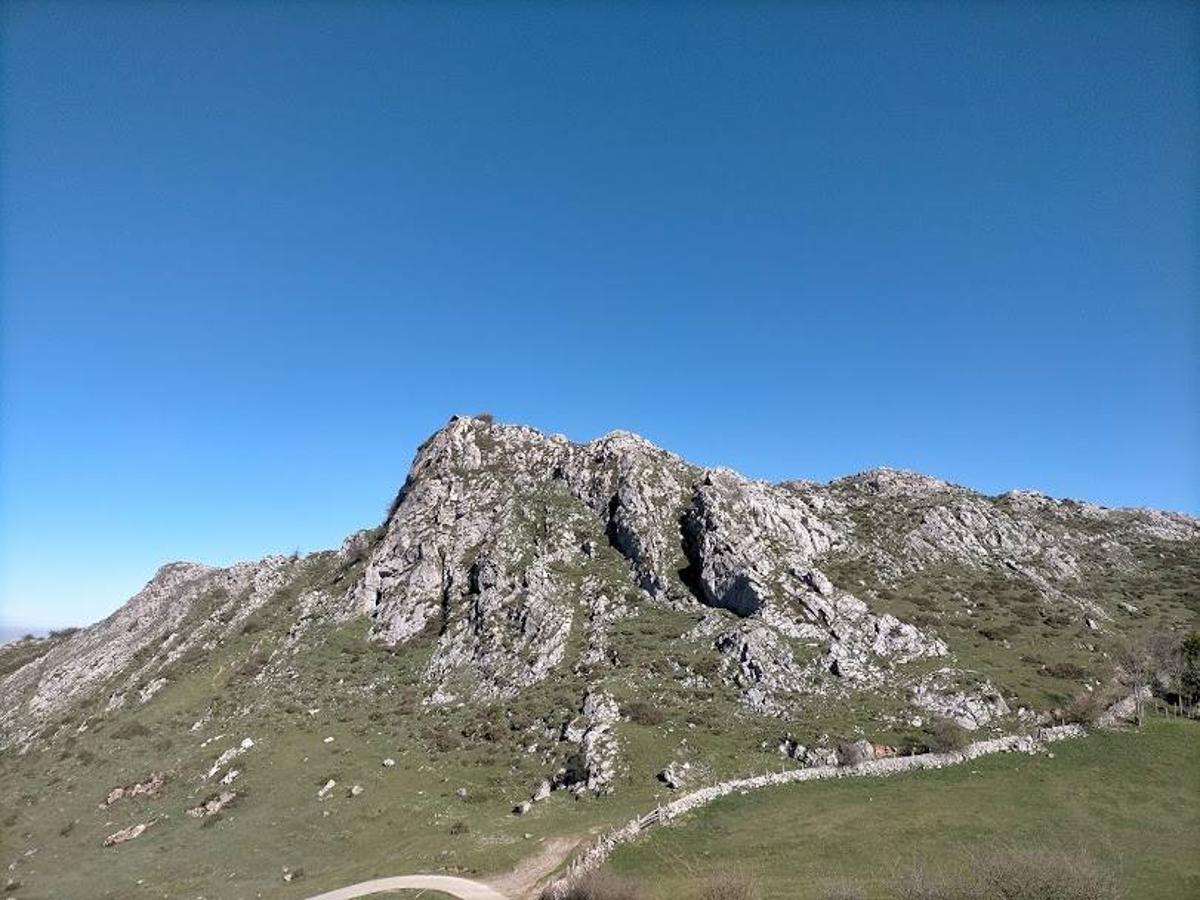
[607, 716, 1200, 900]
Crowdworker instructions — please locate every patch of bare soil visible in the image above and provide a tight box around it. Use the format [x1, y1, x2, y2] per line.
[487, 835, 582, 898]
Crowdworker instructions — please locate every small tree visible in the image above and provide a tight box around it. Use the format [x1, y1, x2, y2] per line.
[1062, 688, 1106, 725]
[1116, 638, 1155, 726]
[1180, 632, 1200, 713]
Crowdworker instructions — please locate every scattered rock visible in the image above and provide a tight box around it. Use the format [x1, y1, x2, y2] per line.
[103, 822, 151, 847]
[836, 740, 898, 767]
[911, 669, 1010, 730]
[512, 801, 531, 816]
[349, 784, 364, 798]
[98, 772, 165, 809]
[1098, 687, 1152, 727]
[656, 762, 691, 790]
[382, 758, 396, 768]
[317, 779, 337, 800]
[203, 738, 255, 781]
[186, 791, 236, 818]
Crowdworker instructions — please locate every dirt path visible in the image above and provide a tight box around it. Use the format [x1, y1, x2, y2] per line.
[486, 835, 582, 898]
[304, 874, 508, 900]
[302, 836, 580, 900]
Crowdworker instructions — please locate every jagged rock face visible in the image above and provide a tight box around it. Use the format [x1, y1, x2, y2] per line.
[811, 469, 1199, 607]
[3, 415, 1197, 753]
[347, 418, 955, 708]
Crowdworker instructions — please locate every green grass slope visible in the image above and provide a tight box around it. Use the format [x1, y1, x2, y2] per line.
[607, 716, 1200, 900]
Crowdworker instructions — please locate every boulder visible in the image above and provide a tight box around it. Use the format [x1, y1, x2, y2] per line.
[103, 822, 150, 847]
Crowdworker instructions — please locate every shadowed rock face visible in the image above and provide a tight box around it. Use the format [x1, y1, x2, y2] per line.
[3, 415, 1197, 753]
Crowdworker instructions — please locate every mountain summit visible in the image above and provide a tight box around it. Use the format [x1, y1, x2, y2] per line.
[5, 416, 1195, 753]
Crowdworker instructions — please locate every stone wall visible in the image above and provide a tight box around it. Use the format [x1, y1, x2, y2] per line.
[544, 724, 1086, 897]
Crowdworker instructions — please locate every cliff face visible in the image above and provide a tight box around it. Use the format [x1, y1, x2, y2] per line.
[349, 419, 948, 713]
[3, 415, 1197, 765]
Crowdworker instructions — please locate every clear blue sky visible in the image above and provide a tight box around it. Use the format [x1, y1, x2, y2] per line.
[1, 1, 1197, 630]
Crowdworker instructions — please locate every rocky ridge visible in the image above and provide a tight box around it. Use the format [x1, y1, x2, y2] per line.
[3, 415, 1197, 795]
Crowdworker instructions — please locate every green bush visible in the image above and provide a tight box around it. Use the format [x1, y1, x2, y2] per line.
[624, 700, 665, 726]
[926, 718, 968, 753]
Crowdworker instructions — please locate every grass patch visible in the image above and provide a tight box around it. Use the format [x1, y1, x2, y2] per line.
[608, 717, 1200, 900]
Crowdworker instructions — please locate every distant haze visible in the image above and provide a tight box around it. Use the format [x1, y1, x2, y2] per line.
[0, 625, 48, 644]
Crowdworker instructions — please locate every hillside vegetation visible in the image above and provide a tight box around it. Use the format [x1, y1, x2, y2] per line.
[1, 417, 1196, 898]
[608, 716, 1199, 900]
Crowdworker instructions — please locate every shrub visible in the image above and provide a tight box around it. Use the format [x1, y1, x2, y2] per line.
[926, 717, 968, 753]
[972, 847, 1121, 900]
[110, 720, 150, 740]
[237, 651, 270, 679]
[543, 871, 642, 900]
[624, 700, 665, 726]
[836, 740, 870, 766]
[475, 411, 496, 425]
[1062, 689, 1106, 725]
[892, 847, 1121, 900]
[980, 624, 1019, 642]
[699, 870, 759, 900]
[448, 820, 470, 835]
[426, 727, 461, 753]
[1045, 661, 1088, 681]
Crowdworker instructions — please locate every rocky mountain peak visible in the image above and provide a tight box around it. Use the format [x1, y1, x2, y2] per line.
[3, 416, 1196, 771]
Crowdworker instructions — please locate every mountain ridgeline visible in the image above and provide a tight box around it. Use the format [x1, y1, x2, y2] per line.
[2, 416, 1197, 897]
[4, 416, 1196, 760]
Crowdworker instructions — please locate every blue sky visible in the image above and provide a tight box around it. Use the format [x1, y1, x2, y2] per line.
[1, 1, 1197, 629]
